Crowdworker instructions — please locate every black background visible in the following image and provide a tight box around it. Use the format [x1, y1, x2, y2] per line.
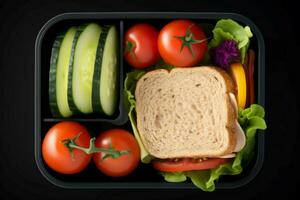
[0, 0, 298, 199]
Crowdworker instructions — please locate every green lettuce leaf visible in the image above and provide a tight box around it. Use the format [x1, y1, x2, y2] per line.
[124, 70, 151, 163]
[160, 172, 187, 182]
[209, 19, 253, 63]
[160, 104, 266, 192]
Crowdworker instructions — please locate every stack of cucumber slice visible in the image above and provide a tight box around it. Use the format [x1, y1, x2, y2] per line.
[49, 23, 119, 118]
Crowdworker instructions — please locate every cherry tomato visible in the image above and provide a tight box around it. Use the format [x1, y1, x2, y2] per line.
[42, 121, 91, 174]
[124, 23, 160, 69]
[93, 129, 140, 177]
[152, 158, 229, 172]
[158, 20, 207, 67]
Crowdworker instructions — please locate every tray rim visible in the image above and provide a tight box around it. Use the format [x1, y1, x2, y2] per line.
[34, 11, 265, 190]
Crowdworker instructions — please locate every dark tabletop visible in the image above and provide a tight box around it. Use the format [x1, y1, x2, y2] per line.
[0, 0, 298, 199]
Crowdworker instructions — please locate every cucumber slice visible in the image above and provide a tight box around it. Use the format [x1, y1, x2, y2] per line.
[92, 25, 118, 116]
[72, 23, 102, 114]
[67, 26, 85, 114]
[92, 26, 108, 114]
[49, 34, 63, 117]
[49, 27, 78, 118]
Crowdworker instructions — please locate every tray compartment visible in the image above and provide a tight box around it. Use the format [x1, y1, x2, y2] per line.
[35, 12, 265, 189]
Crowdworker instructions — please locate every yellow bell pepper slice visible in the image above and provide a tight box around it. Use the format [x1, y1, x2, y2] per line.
[229, 63, 247, 109]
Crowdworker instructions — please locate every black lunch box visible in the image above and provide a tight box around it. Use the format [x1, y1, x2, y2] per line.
[35, 12, 265, 189]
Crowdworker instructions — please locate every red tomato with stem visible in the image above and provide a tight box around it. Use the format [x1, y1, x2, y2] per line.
[93, 129, 140, 177]
[42, 121, 91, 174]
[158, 20, 207, 67]
[124, 23, 160, 69]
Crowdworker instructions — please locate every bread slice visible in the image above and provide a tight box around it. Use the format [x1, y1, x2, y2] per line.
[135, 66, 237, 159]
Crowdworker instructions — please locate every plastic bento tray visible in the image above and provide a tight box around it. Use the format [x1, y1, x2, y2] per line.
[34, 12, 265, 189]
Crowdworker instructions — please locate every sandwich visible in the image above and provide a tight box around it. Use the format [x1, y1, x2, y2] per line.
[124, 18, 267, 192]
[134, 66, 246, 172]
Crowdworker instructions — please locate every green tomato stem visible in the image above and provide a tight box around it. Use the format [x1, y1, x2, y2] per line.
[125, 40, 137, 60]
[174, 23, 208, 57]
[61, 133, 130, 160]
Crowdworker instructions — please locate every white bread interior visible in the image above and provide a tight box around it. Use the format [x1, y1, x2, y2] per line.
[135, 66, 238, 159]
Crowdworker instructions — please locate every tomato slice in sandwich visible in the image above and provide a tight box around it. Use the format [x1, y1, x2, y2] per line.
[152, 158, 229, 172]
